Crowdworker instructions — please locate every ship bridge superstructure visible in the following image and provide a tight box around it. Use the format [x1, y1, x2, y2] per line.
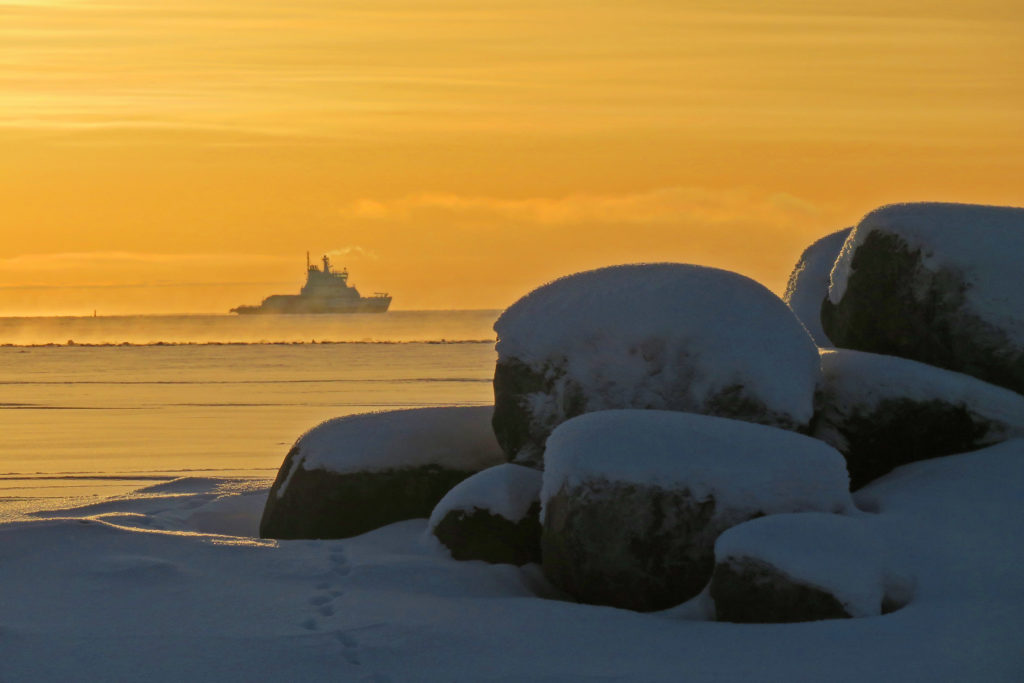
[300, 253, 359, 299]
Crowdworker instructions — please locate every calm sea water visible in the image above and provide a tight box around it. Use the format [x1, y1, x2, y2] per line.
[0, 311, 499, 518]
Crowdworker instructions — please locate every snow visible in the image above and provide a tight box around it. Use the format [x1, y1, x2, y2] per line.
[828, 203, 1024, 343]
[818, 348, 1024, 449]
[0, 443, 1023, 681]
[714, 512, 904, 618]
[428, 464, 542, 530]
[495, 263, 820, 427]
[285, 406, 505, 480]
[541, 410, 853, 517]
[783, 227, 851, 346]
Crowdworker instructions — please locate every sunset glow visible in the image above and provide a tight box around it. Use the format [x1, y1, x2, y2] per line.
[2, 0, 1022, 314]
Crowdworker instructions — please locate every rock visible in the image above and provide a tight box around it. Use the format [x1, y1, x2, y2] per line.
[814, 349, 1024, 489]
[260, 406, 505, 539]
[429, 464, 543, 565]
[822, 202, 1024, 394]
[540, 410, 853, 612]
[783, 227, 851, 347]
[493, 264, 820, 466]
[711, 558, 852, 622]
[711, 513, 909, 623]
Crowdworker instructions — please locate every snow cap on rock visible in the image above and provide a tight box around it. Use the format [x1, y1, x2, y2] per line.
[829, 202, 1024, 343]
[289, 406, 504, 478]
[784, 227, 852, 347]
[715, 512, 903, 618]
[428, 463, 543, 530]
[819, 348, 1024, 433]
[542, 409, 854, 518]
[495, 263, 821, 432]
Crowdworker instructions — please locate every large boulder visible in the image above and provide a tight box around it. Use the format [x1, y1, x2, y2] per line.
[783, 227, 851, 347]
[493, 264, 820, 466]
[814, 349, 1024, 489]
[260, 406, 505, 539]
[822, 202, 1024, 394]
[428, 464, 543, 565]
[711, 513, 908, 623]
[540, 410, 853, 612]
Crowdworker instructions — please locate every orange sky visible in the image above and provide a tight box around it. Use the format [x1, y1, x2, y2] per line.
[1, 0, 1022, 314]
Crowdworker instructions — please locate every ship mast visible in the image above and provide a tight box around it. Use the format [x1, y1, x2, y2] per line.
[306, 251, 310, 271]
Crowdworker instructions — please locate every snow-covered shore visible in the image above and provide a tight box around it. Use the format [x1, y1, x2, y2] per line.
[1, 442, 1021, 682]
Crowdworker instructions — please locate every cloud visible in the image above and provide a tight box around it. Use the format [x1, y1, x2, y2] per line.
[0, 251, 290, 270]
[0, 252, 295, 288]
[342, 186, 823, 231]
[325, 246, 379, 261]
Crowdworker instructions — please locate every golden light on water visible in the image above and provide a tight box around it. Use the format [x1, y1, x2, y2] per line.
[1, 0, 1022, 314]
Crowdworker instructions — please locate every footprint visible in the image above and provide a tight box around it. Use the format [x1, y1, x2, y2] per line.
[333, 631, 358, 648]
[332, 630, 361, 665]
[298, 545, 355, 643]
[329, 549, 352, 575]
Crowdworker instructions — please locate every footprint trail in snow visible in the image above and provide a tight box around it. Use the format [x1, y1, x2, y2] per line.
[298, 544, 373, 670]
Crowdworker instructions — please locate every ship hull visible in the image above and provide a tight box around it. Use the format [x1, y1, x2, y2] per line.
[231, 295, 391, 314]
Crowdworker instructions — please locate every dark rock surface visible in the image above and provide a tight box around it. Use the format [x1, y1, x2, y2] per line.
[710, 512, 911, 623]
[710, 558, 852, 623]
[821, 398, 992, 490]
[428, 463, 544, 565]
[432, 503, 542, 566]
[822, 228, 1024, 395]
[539, 410, 853, 613]
[491, 358, 565, 467]
[542, 481, 752, 612]
[259, 448, 477, 539]
[813, 349, 1024, 489]
[258, 406, 504, 540]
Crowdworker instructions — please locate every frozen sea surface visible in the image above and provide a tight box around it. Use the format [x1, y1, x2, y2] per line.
[0, 311, 497, 517]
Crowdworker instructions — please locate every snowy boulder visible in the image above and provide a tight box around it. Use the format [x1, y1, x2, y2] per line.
[710, 513, 909, 623]
[259, 406, 505, 539]
[783, 227, 851, 346]
[493, 264, 820, 467]
[822, 202, 1024, 394]
[814, 349, 1024, 490]
[540, 410, 853, 612]
[429, 464, 543, 565]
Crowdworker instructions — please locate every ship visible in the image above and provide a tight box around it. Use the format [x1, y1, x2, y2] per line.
[230, 253, 391, 314]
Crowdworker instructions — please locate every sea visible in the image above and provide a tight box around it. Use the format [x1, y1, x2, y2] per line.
[0, 310, 499, 520]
